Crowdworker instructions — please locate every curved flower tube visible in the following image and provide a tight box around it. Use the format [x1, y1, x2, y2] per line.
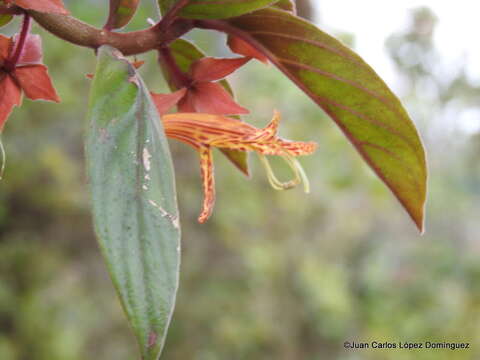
[162, 110, 317, 223]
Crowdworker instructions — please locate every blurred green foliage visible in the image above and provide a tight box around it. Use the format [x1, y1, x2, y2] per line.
[1, 3, 480, 360]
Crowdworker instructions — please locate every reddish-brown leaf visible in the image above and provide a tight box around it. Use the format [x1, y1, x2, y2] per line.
[191, 56, 251, 82]
[12, 0, 68, 14]
[190, 82, 249, 115]
[14, 64, 60, 102]
[0, 34, 11, 62]
[0, 74, 22, 131]
[105, 0, 140, 30]
[151, 88, 187, 115]
[227, 35, 269, 64]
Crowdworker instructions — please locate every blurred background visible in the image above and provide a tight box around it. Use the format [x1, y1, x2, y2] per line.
[1, 1, 480, 359]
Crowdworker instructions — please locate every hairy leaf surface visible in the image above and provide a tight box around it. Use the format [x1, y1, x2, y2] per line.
[85, 46, 180, 360]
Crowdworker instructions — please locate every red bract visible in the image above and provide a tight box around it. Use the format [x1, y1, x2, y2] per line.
[5, 0, 68, 14]
[0, 34, 60, 131]
[153, 56, 251, 115]
[227, 35, 269, 64]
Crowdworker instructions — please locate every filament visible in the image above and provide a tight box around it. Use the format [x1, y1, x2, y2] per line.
[258, 153, 310, 193]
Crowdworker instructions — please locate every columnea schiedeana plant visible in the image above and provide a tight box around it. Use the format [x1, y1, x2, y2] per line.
[0, 1, 427, 358]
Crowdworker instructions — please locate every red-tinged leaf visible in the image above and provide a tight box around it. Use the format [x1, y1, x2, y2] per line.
[0, 34, 11, 61]
[14, 65, 60, 102]
[227, 8, 428, 231]
[191, 56, 251, 82]
[12, 0, 68, 14]
[271, 0, 295, 13]
[161, 39, 250, 176]
[191, 82, 249, 115]
[151, 88, 187, 115]
[227, 35, 269, 64]
[105, 0, 140, 30]
[0, 74, 22, 131]
[15, 34, 43, 65]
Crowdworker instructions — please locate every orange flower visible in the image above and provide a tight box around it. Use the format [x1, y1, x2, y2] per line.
[162, 110, 317, 223]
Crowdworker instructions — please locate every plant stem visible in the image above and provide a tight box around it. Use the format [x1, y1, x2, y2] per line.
[158, 46, 191, 89]
[4, 13, 31, 71]
[29, 10, 194, 56]
[158, 0, 190, 29]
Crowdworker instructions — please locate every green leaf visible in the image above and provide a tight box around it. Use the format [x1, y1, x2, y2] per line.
[0, 14, 13, 28]
[161, 39, 250, 176]
[157, 0, 176, 15]
[85, 46, 180, 360]
[176, 0, 280, 19]
[105, 0, 140, 30]
[227, 8, 427, 231]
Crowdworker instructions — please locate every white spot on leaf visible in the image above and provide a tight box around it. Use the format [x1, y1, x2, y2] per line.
[143, 148, 152, 172]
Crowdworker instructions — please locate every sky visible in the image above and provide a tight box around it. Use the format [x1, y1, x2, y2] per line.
[317, 0, 480, 134]
[318, 0, 480, 87]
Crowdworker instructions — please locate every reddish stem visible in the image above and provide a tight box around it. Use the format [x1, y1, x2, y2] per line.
[0, 7, 22, 15]
[158, 46, 192, 89]
[4, 13, 31, 71]
[158, 0, 190, 30]
[30, 10, 194, 56]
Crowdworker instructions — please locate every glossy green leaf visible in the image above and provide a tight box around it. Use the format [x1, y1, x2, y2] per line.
[227, 8, 427, 231]
[85, 46, 180, 360]
[177, 0, 280, 19]
[105, 0, 140, 30]
[161, 38, 250, 176]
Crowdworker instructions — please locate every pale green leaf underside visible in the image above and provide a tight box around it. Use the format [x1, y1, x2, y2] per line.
[85, 46, 180, 360]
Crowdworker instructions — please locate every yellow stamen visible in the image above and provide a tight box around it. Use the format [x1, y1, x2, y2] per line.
[258, 153, 310, 193]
